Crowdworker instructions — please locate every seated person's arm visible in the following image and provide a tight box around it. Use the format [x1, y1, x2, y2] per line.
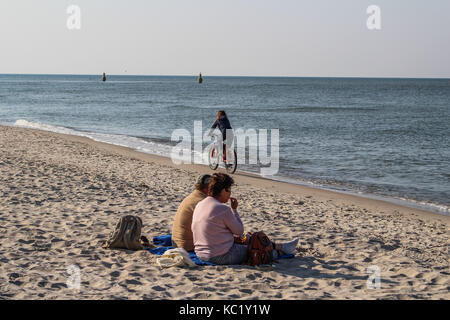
[223, 208, 244, 236]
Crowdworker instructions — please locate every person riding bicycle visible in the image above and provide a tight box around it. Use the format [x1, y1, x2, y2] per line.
[208, 110, 233, 162]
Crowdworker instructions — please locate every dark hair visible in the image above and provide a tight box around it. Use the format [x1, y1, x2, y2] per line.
[195, 174, 211, 191]
[207, 173, 235, 198]
[216, 110, 227, 120]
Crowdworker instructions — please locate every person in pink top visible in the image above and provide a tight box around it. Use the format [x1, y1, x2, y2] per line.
[192, 173, 299, 265]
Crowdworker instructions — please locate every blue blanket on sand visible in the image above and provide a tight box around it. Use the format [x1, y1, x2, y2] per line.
[147, 235, 294, 266]
[147, 235, 214, 266]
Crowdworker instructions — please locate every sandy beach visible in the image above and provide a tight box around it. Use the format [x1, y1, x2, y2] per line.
[0, 125, 448, 300]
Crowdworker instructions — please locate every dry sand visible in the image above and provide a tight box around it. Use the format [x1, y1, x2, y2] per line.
[0, 125, 448, 300]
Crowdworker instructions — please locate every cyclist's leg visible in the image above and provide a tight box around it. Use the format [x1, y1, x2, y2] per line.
[223, 129, 234, 162]
[222, 131, 227, 161]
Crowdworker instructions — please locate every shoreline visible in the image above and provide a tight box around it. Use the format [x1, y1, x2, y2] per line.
[6, 124, 448, 223]
[10, 119, 449, 217]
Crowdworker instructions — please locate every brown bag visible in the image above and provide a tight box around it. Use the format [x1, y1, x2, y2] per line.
[246, 231, 275, 266]
[103, 215, 144, 250]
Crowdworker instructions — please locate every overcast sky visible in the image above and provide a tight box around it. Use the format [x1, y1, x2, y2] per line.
[0, 0, 449, 77]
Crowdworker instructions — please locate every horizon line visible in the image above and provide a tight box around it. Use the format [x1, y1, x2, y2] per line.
[1, 72, 449, 80]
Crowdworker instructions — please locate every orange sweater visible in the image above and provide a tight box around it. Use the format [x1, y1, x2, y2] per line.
[171, 189, 206, 251]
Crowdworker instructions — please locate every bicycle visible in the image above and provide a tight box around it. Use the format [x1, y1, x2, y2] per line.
[208, 140, 237, 174]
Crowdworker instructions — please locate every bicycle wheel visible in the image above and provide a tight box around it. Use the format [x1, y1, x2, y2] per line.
[208, 144, 219, 170]
[225, 148, 237, 174]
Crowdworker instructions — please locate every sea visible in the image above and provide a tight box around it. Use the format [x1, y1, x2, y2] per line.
[0, 74, 449, 215]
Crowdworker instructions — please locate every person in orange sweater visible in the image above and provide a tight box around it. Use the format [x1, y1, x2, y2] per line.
[171, 174, 211, 251]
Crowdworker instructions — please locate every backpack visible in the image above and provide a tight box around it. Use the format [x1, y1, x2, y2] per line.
[246, 231, 275, 266]
[103, 215, 144, 250]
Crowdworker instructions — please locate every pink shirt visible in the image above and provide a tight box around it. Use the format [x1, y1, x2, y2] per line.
[191, 196, 244, 258]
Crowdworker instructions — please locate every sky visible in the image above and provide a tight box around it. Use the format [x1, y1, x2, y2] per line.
[0, 0, 449, 78]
